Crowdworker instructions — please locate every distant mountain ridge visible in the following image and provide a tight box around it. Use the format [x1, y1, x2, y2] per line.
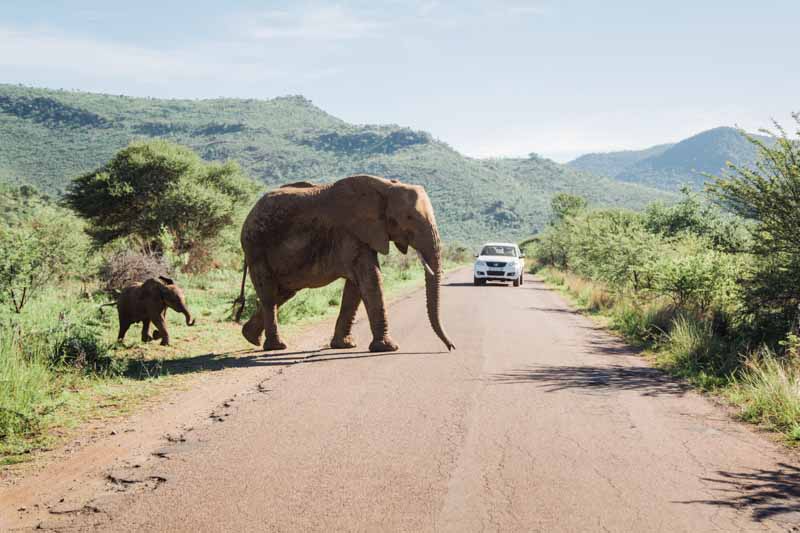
[567, 127, 769, 191]
[0, 83, 676, 244]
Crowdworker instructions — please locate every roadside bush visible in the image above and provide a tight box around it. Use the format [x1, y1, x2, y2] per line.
[662, 315, 734, 379]
[611, 298, 677, 344]
[731, 350, 800, 439]
[709, 116, 800, 345]
[644, 235, 744, 313]
[0, 202, 90, 312]
[99, 249, 171, 293]
[52, 327, 121, 375]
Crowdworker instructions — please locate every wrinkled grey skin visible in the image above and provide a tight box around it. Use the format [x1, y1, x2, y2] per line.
[238, 174, 455, 353]
[117, 276, 195, 346]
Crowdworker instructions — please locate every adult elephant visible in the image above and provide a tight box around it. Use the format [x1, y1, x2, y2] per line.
[237, 174, 455, 353]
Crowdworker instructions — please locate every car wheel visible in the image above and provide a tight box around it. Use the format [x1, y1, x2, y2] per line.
[519, 274, 524, 286]
[513, 278, 520, 287]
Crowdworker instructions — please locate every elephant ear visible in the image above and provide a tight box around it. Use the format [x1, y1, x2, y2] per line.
[339, 177, 390, 255]
[394, 241, 409, 254]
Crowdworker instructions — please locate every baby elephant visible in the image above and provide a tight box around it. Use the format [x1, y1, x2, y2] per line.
[117, 276, 196, 346]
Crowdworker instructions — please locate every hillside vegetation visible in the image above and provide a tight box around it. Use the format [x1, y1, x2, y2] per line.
[568, 127, 769, 191]
[0, 84, 675, 244]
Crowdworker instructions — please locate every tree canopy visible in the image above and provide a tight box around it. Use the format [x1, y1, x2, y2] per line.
[65, 139, 258, 255]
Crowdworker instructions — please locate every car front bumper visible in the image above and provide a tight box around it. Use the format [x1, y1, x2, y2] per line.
[474, 267, 520, 280]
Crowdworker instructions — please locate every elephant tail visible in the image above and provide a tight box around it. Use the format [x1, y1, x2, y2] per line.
[233, 259, 248, 323]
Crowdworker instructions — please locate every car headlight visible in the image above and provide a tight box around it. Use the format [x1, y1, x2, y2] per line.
[475, 261, 486, 267]
[507, 260, 518, 268]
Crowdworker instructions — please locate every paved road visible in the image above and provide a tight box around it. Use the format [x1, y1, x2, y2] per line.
[3, 269, 799, 531]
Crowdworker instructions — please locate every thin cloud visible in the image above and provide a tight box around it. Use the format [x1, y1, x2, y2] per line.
[244, 6, 380, 41]
[0, 26, 292, 95]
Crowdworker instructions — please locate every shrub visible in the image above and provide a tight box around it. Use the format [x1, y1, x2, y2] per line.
[0, 201, 90, 312]
[644, 235, 744, 313]
[99, 249, 171, 294]
[52, 328, 121, 375]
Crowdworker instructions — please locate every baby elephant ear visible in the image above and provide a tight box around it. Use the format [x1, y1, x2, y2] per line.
[158, 275, 175, 285]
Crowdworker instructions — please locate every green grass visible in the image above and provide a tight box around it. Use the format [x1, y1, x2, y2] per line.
[537, 266, 800, 443]
[728, 352, 800, 439]
[0, 249, 469, 465]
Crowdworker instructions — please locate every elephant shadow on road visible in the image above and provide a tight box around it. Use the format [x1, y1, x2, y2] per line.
[124, 347, 441, 379]
[676, 463, 800, 526]
[490, 363, 690, 397]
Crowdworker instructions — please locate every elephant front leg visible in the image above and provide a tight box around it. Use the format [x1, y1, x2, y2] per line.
[153, 315, 170, 346]
[354, 252, 398, 352]
[331, 279, 361, 349]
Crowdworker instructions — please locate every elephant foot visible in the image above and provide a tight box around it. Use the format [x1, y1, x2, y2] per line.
[242, 321, 265, 347]
[152, 330, 161, 339]
[159, 339, 170, 346]
[263, 339, 287, 351]
[330, 335, 357, 349]
[142, 335, 153, 343]
[369, 337, 399, 353]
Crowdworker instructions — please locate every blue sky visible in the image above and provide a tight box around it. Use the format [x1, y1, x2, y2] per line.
[1, 1, 797, 161]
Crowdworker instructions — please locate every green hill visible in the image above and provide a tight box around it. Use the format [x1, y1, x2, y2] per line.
[0, 84, 675, 244]
[568, 143, 673, 179]
[567, 127, 768, 191]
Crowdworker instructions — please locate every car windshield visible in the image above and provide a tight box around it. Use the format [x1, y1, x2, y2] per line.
[481, 246, 516, 257]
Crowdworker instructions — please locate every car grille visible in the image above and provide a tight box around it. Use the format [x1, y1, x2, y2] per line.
[487, 270, 505, 276]
[486, 261, 507, 268]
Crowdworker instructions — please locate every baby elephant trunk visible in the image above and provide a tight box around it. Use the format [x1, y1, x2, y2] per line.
[173, 300, 196, 326]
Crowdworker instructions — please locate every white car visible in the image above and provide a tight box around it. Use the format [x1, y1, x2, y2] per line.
[473, 242, 525, 286]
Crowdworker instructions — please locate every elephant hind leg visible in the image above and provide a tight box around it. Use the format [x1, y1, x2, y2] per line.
[118, 319, 132, 342]
[242, 302, 265, 346]
[331, 279, 360, 349]
[261, 300, 287, 351]
[245, 261, 293, 351]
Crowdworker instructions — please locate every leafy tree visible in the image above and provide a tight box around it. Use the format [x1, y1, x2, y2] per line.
[550, 193, 587, 224]
[0, 200, 89, 313]
[708, 117, 800, 341]
[65, 140, 258, 260]
[644, 187, 748, 251]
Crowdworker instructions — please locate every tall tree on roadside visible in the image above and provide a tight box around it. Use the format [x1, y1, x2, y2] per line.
[708, 115, 800, 342]
[66, 140, 258, 264]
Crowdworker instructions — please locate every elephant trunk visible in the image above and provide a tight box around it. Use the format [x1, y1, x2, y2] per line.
[418, 225, 455, 351]
[174, 301, 195, 326]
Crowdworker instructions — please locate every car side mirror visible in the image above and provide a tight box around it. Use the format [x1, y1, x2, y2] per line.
[474, 254, 479, 258]
[519, 254, 526, 258]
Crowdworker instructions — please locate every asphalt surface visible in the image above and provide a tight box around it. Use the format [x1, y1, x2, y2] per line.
[3, 268, 799, 531]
